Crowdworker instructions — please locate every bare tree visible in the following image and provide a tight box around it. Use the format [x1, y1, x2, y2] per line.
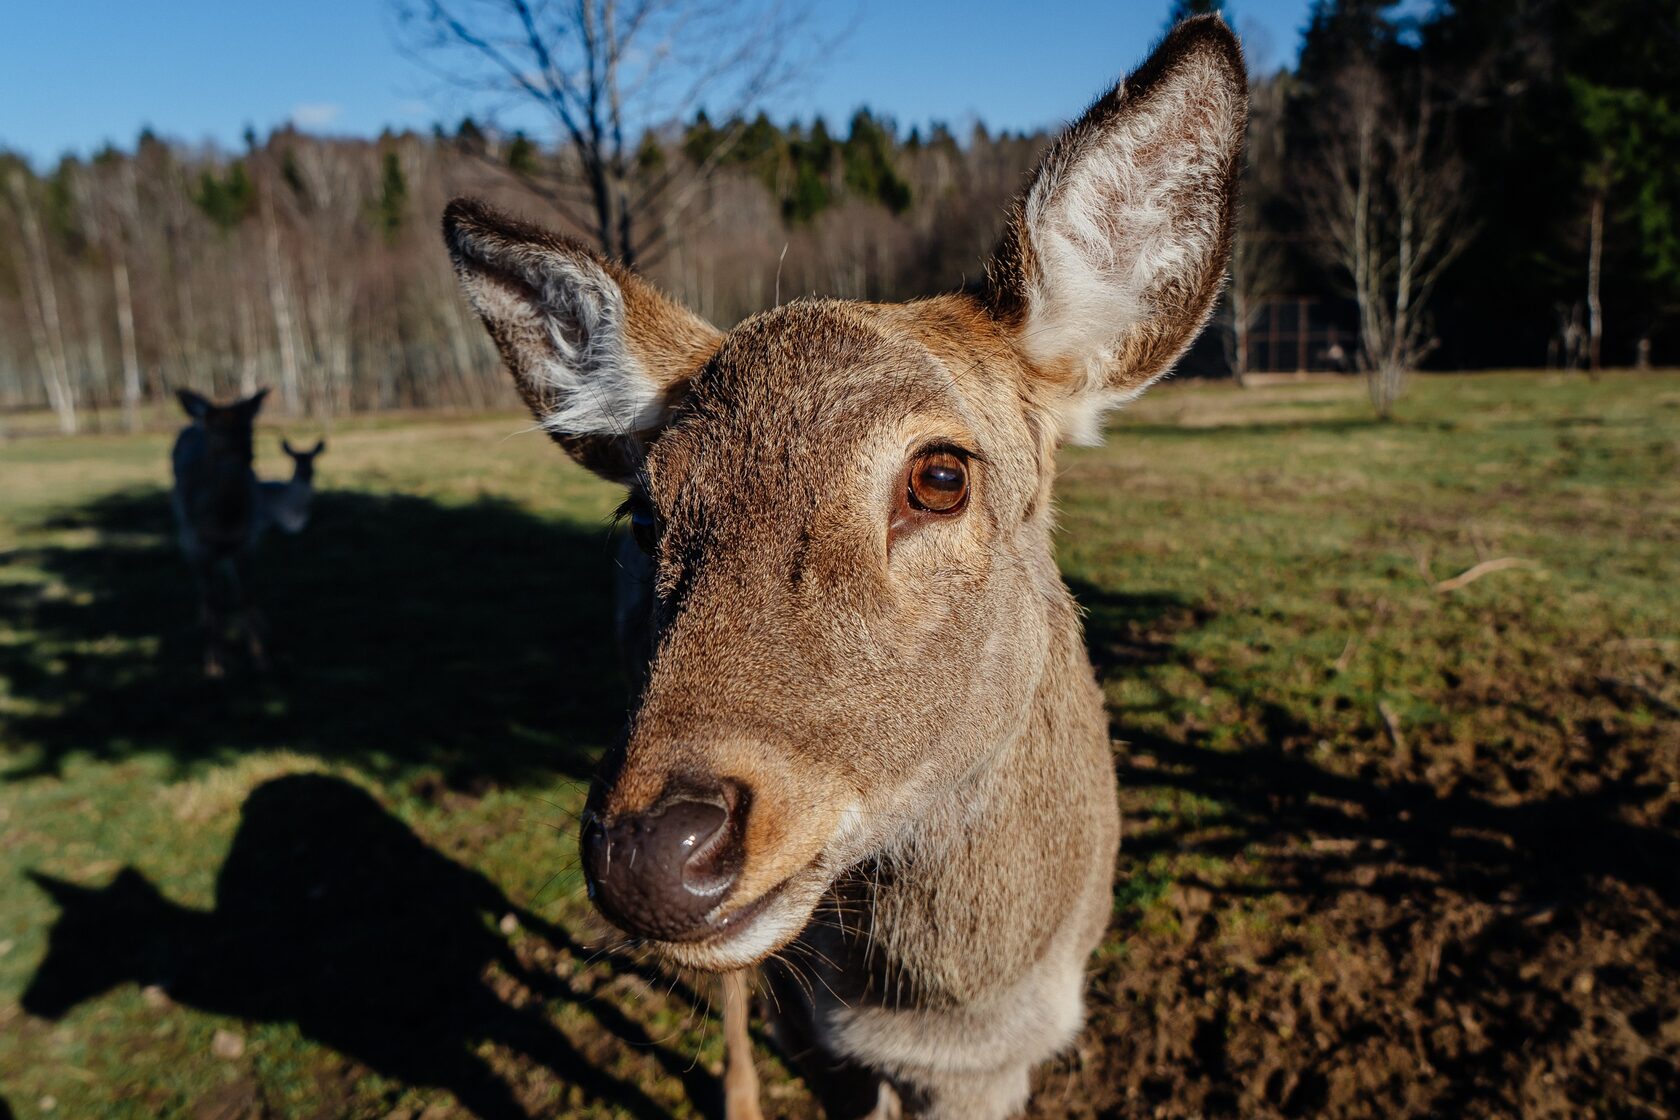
[393, 0, 821, 265]
[1304, 61, 1474, 418]
[1224, 71, 1289, 387]
[5, 169, 79, 433]
[73, 158, 147, 430]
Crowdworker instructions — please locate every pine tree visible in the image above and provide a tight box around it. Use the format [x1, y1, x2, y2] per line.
[375, 151, 407, 244]
[506, 132, 538, 177]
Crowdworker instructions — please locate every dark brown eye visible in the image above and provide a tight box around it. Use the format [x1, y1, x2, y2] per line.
[907, 452, 969, 514]
[627, 498, 660, 553]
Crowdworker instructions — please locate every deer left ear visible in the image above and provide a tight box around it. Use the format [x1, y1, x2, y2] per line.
[176, 388, 211, 419]
[443, 197, 721, 484]
[987, 16, 1246, 444]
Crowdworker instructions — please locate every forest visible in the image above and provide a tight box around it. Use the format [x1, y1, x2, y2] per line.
[2, 0, 1676, 430]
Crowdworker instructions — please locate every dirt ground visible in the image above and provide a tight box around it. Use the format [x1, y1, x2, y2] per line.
[2, 373, 1676, 1118]
[1034, 620, 1680, 1118]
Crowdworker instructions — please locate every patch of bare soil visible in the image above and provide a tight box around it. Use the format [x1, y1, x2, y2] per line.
[1030, 658, 1680, 1118]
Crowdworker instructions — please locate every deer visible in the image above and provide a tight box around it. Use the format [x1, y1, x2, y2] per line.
[170, 387, 272, 677]
[443, 17, 1245, 1119]
[258, 437, 326, 537]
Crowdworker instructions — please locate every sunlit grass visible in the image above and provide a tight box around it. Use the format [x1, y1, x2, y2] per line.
[1, 371, 1676, 1117]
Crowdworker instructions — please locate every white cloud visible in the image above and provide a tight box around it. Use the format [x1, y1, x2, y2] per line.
[290, 102, 343, 128]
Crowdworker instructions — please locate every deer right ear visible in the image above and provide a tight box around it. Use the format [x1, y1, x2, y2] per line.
[986, 16, 1246, 444]
[443, 198, 721, 483]
[176, 388, 211, 419]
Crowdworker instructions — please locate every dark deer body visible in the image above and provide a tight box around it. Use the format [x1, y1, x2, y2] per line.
[446, 18, 1246, 1118]
[170, 388, 270, 677]
[258, 437, 325, 536]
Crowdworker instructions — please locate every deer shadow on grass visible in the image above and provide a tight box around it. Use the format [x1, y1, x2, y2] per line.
[1070, 572, 1680, 1114]
[0, 486, 628, 787]
[21, 773, 727, 1120]
[1069, 572, 1678, 913]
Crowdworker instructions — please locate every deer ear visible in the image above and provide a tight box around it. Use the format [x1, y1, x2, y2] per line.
[237, 387, 269, 419]
[282, 438, 297, 456]
[986, 16, 1246, 444]
[311, 439, 326, 456]
[443, 198, 721, 484]
[176, 388, 211, 419]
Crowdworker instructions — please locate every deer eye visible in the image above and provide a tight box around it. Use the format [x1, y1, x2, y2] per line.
[907, 451, 969, 514]
[626, 497, 660, 553]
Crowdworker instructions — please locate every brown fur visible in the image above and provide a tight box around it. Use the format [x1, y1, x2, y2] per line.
[444, 17, 1245, 1118]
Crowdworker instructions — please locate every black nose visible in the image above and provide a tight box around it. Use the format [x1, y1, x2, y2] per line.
[582, 791, 744, 942]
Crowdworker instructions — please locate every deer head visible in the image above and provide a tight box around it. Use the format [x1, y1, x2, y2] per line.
[21, 868, 176, 1019]
[176, 387, 269, 462]
[281, 437, 326, 482]
[445, 18, 1244, 970]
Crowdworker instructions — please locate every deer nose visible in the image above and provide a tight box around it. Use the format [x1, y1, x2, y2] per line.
[581, 791, 744, 942]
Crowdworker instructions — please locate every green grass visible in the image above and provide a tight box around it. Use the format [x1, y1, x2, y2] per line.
[1, 372, 1676, 1118]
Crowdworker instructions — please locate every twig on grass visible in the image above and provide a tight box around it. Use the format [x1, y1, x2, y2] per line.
[1432, 557, 1541, 593]
[1378, 700, 1409, 764]
[1605, 638, 1679, 650]
[1333, 634, 1360, 674]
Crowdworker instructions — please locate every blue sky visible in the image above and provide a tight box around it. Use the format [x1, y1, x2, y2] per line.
[1, 0, 1316, 167]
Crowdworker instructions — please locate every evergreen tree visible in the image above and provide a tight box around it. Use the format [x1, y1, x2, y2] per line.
[194, 161, 255, 232]
[635, 133, 665, 178]
[843, 109, 911, 215]
[506, 132, 538, 177]
[784, 117, 835, 223]
[375, 151, 408, 244]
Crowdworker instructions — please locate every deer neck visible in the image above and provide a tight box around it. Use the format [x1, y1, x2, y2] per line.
[817, 573, 1118, 1009]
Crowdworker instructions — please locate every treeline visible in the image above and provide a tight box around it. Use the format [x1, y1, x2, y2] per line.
[2, 0, 1677, 431]
[1269, 0, 1680, 377]
[0, 112, 1042, 431]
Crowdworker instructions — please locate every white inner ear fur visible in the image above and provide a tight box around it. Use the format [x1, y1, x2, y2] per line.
[470, 248, 665, 438]
[1022, 55, 1240, 444]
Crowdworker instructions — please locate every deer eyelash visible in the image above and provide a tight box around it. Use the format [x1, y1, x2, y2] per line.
[916, 440, 988, 466]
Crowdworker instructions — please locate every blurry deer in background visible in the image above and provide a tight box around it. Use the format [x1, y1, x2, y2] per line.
[446, 17, 1245, 1119]
[259, 437, 326, 537]
[170, 387, 271, 678]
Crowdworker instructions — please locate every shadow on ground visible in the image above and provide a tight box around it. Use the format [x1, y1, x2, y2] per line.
[21, 773, 724, 1120]
[0, 487, 626, 786]
[1058, 576, 1680, 1117]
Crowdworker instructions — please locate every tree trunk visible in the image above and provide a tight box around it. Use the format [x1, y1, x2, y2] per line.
[1587, 185, 1605, 378]
[1233, 317, 1250, 388]
[112, 254, 143, 431]
[8, 170, 78, 434]
[262, 194, 303, 413]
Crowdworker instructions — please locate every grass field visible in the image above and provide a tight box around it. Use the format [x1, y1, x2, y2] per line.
[2, 372, 1677, 1119]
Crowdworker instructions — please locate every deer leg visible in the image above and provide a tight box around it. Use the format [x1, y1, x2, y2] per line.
[230, 554, 268, 672]
[865, 1082, 904, 1120]
[723, 970, 764, 1120]
[200, 600, 225, 679]
[192, 555, 226, 679]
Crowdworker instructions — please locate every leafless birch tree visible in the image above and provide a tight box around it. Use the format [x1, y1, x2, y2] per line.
[393, 0, 820, 264]
[5, 169, 79, 433]
[1304, 62, 1474, 418]
[1224, 72, 1289, 386]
